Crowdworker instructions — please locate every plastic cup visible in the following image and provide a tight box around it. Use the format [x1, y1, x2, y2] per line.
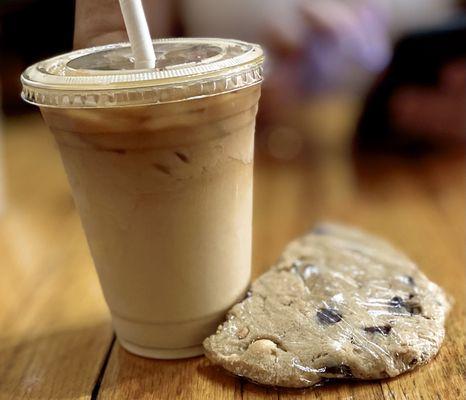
[21, 38, 264, 359]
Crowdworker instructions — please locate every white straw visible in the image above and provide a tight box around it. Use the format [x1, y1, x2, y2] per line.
[119, 0, 156, 69]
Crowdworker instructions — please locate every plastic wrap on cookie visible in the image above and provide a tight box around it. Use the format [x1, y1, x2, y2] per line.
[203, 223, 451, 388]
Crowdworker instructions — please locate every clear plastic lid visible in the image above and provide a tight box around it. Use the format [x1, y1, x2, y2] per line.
[21, 38, 264, 108]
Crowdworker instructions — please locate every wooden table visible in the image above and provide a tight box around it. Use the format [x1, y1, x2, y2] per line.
[0, 112, 464, 399]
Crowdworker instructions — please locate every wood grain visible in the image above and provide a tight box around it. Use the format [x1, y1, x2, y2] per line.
[0, 113, 463, 400]
[0, 115, 113, 400]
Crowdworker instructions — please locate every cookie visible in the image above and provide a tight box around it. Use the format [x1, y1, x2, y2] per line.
[203, 223, 451, 388]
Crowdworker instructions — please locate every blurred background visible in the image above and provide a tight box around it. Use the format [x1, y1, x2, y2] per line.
[1, 0, 465, 151]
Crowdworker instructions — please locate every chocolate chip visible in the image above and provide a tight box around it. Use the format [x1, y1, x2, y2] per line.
[389, 296, 422, 315]
[290, 261, 301, 273]
[317, 308, 342, 324]
[409, 358, 418, 366]
[364, 325, 392, 335]
[401, 275, 415, 285]
[323, 364, 353, 378]
[409, 293, 415, 299]
[389, 296, 403, 308]
[404, 301, 422, 315]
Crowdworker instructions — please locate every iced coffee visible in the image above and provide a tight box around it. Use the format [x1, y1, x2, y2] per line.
[21, 38, 264, 358]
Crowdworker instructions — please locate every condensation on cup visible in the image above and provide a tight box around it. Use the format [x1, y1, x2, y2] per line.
[21, 38, 264, 359]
